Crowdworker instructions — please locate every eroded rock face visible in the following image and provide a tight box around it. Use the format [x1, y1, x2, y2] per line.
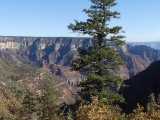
[49, 64, 82, 85]
[0, 36, 160, 81]
[124, 45, 160, 78]
[0, 37, 92, 65]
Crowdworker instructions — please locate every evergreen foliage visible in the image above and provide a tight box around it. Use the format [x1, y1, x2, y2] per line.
[146, 93, 160, 115]
[68, 0, 125, 98]
[39, 79, 56, 120]
[19, 90, 38, 120]
[100, 88, 124, 106]
[16, 79, 64, 120]
[127, 103, 160, 120]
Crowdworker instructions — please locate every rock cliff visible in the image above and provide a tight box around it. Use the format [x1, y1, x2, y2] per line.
[0, 36, 160, 82]
[121, 45, 160, 78]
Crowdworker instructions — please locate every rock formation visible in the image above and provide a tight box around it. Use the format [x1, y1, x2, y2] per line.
[0, 36, 160, 82]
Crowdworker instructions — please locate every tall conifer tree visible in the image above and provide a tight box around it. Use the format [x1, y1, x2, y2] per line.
[68, 0, 125, 97]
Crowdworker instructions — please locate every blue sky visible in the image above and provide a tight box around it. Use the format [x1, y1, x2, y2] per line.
[0, 0, 160, 42]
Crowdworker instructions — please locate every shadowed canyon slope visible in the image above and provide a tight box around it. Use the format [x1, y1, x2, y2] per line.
[0, 36, 160, 82]
[120, 60, 160, 113]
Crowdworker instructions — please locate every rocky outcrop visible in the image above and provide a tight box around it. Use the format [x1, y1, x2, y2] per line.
[49, 64, 82, 85]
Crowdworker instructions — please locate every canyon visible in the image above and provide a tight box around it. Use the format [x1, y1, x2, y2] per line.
[1, 36, 160, 114]
[0, 36, 160, 83]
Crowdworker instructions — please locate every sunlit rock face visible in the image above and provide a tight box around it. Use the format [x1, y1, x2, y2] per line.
[0, 41, 20, 49]
[0, 37, 92, 65]
[0, 37, 92, 83]
[0, 36, 160, 81]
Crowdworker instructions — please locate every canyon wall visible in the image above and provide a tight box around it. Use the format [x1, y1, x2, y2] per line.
[0, 36, 160, 82]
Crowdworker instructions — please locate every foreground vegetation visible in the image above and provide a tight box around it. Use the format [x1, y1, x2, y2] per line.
[1, 91, 160, 120]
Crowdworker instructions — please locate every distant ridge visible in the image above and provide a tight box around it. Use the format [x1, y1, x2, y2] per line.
[0, 36, 92, 39]
[127, 41, 160, 50]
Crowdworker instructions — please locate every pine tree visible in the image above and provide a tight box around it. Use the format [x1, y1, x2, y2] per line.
[68, 0, 125, 98]
[147, 93, 160, 115]
[19, 90, 38, 120]
[39, 79, 56, 120]
[147, 93, 156, 114]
